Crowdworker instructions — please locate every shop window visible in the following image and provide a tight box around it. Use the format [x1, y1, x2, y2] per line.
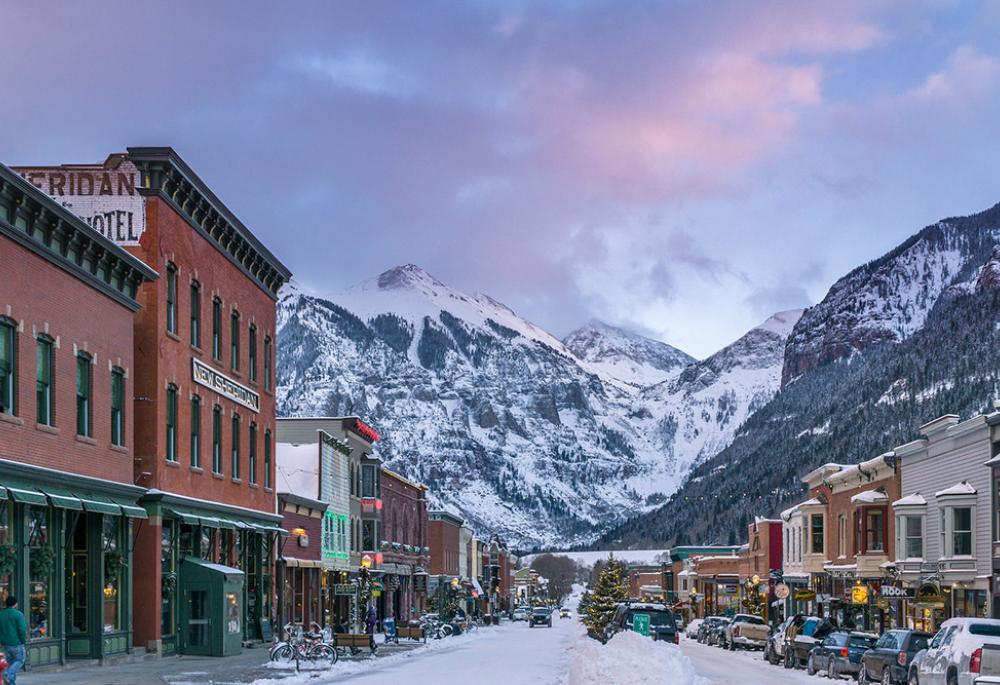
[230, 310, 240, 371]
[0, 501, 9, 605]
[200, 527, 216, 561]
[248, 325, 257, 382]
[264, 429, 272, 489]
[190, 280, 201, 347]
[27, 505, 50, 640]
[68, 514, 89, 634]
[166, 263, 177, 333]
[36, 334, 54, 426]
[231, 413, 241, 479]
[866, 509, 885, 552]
[0, 318, 15, 416]
[76, 353, 92, 437]
[166, 384, 178, 461]
[212, 405, 223, 474]
[212, 298, 222, 360]
[161, 521, 176, 638]
[102, 516, 123, 633]
[810, 514, 824, 554]
[111, 367, 125, 446]
[190, 395, 201, 467]
[248, 422, 257, 484]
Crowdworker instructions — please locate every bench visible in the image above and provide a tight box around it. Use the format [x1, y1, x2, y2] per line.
[334, 633, 377, 655]
[396, 626, 426, 642]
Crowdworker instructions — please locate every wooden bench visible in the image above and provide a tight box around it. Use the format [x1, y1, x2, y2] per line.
[334, 633, 377, 655]
[396, 626, 426, 642]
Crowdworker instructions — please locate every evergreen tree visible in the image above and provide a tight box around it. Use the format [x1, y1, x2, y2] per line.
[581, 554, 629, 640]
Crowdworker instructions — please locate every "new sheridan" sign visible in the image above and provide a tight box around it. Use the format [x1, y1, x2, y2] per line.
[192, 358, 260, 413]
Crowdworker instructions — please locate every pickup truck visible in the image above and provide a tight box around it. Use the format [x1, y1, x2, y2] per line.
[974, 642, 1000, 683]
[723, 613, 769, 650]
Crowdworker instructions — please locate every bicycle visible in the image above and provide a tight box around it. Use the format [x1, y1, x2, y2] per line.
[270, 623, 338, 669]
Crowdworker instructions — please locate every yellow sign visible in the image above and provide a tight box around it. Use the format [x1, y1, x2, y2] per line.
[851, 585, 870, 605]
[877, 599, 889, 610]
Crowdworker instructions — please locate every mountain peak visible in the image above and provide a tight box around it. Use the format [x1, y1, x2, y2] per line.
[376, 264, 446, 292]
[564, 319, 694, 387]
[754, 308, 805, 338]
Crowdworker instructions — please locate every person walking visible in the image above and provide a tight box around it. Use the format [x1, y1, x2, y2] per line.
[0, 597, 27, 685]
[364, 603, 378, 654]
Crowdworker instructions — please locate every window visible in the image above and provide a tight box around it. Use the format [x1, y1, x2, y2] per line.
[249, 422, 257, 484]
[27, 505, 50, 641]
[166, 262, 177, 334]
[837, 514, 846, 557]
[212, 405, 222, 474]
[866, 509, 885, 552]
[190, 395, 201, 467]
[36, 335, 53, 425]
[248, 325, 257, 382]
[110, 367, 124, 446]
[953, 507, 973, 556]
[102, 516, 123, 632]
[810, 514, 824, 554]
[362, 520, 376, 551]
[76, 353, 92, 437]
[263, 335, 272, 391]
[230, 310, 240, 371]
[231, 413, 241, 479]
[904, 515, 923, 559]
[362, 465, 377, 498]
[0, 319, 15, 415]
[264, 429, 272, 489]
[212, 298, 222, 359]
[166, 384, 177, 461]
[190, 281, 201, 347]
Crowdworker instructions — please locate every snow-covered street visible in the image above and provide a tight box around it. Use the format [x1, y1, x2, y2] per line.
[680, 637, 826, 685]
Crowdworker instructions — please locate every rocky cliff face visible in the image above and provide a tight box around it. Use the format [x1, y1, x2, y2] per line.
[781, 202, 1000, 385]
[276, 266, 795, 548]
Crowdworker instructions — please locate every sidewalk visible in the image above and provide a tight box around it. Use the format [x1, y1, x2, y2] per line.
[17, 641, 425, 685]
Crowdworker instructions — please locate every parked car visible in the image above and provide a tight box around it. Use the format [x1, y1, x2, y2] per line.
[722, 613, 769, 650]
[698, 616, 727, 644]
[707, 617, 729, 646]
[784, 616, 834, 669]
[686, 618, 704, 640]
[529, 607, 552, 628]
[910, 618, 1000, 685]
[805, 630, 875, 678]
[858, 628, 932, 684]
[605, 602, 679, 644]
[512, 607, 530, 622]
[766, 615, 797, 665]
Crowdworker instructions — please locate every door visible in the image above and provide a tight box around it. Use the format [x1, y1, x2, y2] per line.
[182, 588, 211, 656]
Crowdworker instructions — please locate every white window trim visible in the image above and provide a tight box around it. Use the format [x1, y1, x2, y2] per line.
[939, 500, 976, 559]
[894, 511, 926, 561]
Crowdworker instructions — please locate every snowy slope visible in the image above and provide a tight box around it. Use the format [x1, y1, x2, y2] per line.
[276, 266, 798, 548]
[563, 320, 694, 387]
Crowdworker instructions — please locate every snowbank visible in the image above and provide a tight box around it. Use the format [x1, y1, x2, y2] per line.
[568, 631, 709, 685]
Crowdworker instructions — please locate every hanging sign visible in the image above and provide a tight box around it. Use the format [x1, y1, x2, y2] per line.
[794, 590, 817, 602]
[851, 585, 870, 605]
[334, 583, 355, 596]
[915, 583, 945, 607]
[775, 583, 790, 600]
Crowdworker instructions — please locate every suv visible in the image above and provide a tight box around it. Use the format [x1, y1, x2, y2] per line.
[859, 628, 931, 684]
[807, 630, 876, 679]
[512, 607, 530, 622]
[606, 602, 679, 644]
[529, 607, 552, 628]
[910, 618, 1000, 685]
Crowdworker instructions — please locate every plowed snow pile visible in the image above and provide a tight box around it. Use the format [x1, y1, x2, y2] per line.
[568, 631, 709, 685]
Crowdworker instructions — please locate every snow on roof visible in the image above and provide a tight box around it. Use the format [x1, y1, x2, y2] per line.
[893, 493, 927, 507]
[275, 442, 319, 497]
[935, 481, 977, 498]
[851, 489, 889, 505]
[780, 504, 802, 520]
[798, 497, 823, 507]
[985, 454, 1000, 467]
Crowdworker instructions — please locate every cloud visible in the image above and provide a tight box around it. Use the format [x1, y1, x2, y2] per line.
[910, 45, 1000, 100]
[287, 50, 417, 98]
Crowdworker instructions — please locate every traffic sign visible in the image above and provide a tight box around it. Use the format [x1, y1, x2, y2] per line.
[633, 612, 651, 636]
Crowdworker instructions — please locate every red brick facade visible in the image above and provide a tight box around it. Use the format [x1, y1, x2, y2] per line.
[428, 512, 462, 576]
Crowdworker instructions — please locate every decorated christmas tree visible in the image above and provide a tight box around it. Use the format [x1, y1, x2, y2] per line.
[582, 554, 629, 640]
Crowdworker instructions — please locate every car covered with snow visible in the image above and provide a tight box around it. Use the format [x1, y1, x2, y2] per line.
[782, 616, 833, 669]
[685, 618, 703, 639]
[910, 617, 1000, 685]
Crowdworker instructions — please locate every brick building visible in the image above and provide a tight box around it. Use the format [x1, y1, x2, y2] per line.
[276, 492, 327, 630]
[428, 510, 462, 576]
[0, 162, 156, 667]
[15, 148, 292, 656]
[378, 468, 428, 622]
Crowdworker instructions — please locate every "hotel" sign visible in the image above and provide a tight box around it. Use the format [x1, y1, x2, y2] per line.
[192, 358, 260, 413]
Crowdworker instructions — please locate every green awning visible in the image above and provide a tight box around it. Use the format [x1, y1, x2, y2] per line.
[0, 487, 7, 500]
[4, 484, 47, 505]
[257, 524, 289, 536]
[75, 495, 121, 515]
[212, 517, 237, 530]
[41, 486, 83, 511]
[167, 509, 200, 525]
[107, 497, 147, 519]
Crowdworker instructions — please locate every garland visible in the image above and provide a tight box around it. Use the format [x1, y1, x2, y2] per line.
[29, 546, 55, 578]
[0, 544, 16, 577]
[162, 571, 177, 598]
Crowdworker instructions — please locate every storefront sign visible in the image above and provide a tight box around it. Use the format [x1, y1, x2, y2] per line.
[851, 585, 870, 605]
[775, 583, 790, 600]
[915, 583, 945, 607]
[334, 583, 355, 596]
[723, 584, 738, 594]
[880, 585, 914, 599]
[371, 580, 384, 592]
[192, 358, 260, 413]
[794, 590, 816, 602]
[16, 161, 146, 245]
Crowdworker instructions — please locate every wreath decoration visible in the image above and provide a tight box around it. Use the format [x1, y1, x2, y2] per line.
[161, 571, 177, 598]
[29, 545, 55, 578]
[0, 544, 16, 577]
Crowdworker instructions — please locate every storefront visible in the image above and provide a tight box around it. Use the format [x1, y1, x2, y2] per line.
[0, 463, 146, 668]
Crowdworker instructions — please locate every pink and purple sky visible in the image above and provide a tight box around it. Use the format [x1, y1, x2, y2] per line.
[6, 1, 1000, 357]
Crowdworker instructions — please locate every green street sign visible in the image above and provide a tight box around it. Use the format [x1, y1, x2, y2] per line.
[632, 612, 651, 636]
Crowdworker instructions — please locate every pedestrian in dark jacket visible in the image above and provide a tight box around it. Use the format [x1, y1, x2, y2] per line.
[0, 596, 27, 685]
[364, 604, 378, 654]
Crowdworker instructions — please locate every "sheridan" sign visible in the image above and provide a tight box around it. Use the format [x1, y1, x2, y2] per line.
[192, 358, 260, 413]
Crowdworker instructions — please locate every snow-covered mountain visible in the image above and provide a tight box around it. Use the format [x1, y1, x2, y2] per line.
[276, 265, 798, 548]
[783, 203, 1000, 385]
[563, 320, 694, 387]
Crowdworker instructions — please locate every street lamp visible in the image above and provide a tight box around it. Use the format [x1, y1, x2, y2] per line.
[361, 554, 373, 569]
